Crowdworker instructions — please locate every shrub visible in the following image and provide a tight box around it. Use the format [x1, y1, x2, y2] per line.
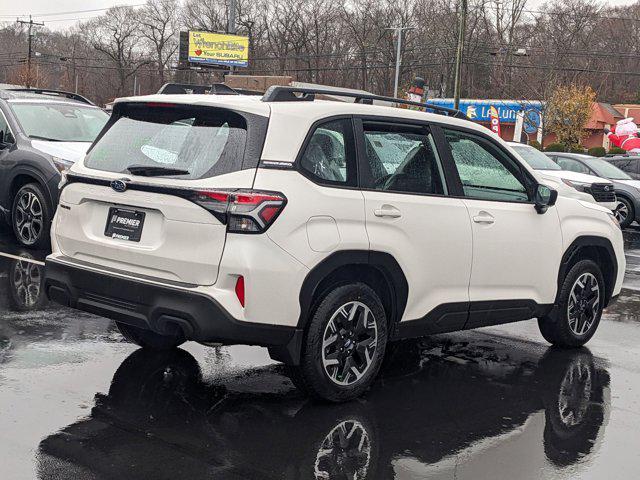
[544, 142, 567, 152]
[569, 145, 586, 153]
[528, 140, 542, 150]
[608, 146, 626, 155]
[587, 146, 606, 157]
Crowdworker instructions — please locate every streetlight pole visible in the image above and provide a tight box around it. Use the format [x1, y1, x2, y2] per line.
[387, 26, 414, 100]
[453, 0, 468, 110]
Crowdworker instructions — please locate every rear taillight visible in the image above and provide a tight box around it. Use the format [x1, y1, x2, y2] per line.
[190, 189, 286, 233]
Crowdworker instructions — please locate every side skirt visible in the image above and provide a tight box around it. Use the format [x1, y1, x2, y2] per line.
[392, 300, 554, 341]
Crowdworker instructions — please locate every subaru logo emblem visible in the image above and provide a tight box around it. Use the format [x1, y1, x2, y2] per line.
[111, 180, 127, 192]
[604, 186, 610, 191]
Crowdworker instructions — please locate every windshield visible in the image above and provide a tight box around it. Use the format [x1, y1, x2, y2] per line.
[587, 158, 632, 180]
[510, 144, 562, 170]
[10, 102, 108, 142]
[85, 103, 249, 180]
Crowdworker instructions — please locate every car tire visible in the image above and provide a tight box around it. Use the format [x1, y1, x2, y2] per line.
[614, 196, 634, 229]
[538, 259, 604, 348]
[11, 183, 51, 249]
[291, 283, 388, 402]
[116, 321, 186, 351]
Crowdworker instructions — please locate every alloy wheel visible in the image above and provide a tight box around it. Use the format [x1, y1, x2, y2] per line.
[614, 201, 629, 224]
[557, 358, 593, 427]
[321, 301, 378, 386]
[314, 419, 371, 480]
[11, 258, 42, 308]
[567, 273, 600, 336]
[14, 191, 43, 246]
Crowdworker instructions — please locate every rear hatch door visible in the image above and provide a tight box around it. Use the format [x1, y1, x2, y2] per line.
[55, 99, 269, 286]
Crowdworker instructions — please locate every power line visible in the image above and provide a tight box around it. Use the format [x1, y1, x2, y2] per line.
[0, 4, 145, 18]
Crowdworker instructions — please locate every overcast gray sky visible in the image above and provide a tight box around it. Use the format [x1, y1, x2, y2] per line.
[1, 0, 639, 31]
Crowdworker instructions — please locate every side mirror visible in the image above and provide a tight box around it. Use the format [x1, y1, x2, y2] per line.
[534, 184, 558, 214]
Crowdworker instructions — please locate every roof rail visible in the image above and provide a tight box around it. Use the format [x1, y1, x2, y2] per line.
[5, 88, 94, 105]
[157, 82, 240, 95]
[261, 86, 468, 119]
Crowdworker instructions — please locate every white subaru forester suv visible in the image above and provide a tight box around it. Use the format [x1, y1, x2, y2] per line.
[44, 87, 625, 402]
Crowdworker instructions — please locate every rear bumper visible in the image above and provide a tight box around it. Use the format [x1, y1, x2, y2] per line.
[44, 257, 302, 355]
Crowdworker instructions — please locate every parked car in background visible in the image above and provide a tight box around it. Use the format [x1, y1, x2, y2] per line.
[605, 154, 640, 180]
[508, 142, 618, 212]
[0, 88, 109, 248]
[547, 152, 640, 228]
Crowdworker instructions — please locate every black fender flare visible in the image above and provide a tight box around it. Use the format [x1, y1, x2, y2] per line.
[297, 250, 409, 331]
[557, 236, 617, 306]
[4, 165, 55, 213]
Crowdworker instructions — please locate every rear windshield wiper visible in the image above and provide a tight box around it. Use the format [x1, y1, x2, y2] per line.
[125, 165, 190, 177]
[29, 135, 63, 142]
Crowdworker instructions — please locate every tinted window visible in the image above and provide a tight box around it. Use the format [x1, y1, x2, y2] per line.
[85, 104, 249, 180]
[556, 157, 590, 174]
[10, 102, 107, 142]
[362, 122, 446, 195]
[299, 119, 355, 186]
[611, 158, 640, 175]
[445, 129, 529, 202]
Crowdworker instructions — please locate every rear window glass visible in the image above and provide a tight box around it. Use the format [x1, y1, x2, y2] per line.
[85, 104, 249, 179]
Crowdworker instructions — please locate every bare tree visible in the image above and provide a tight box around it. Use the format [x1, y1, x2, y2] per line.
[81, 6, 149, 97]
[138, 0, 181, 87]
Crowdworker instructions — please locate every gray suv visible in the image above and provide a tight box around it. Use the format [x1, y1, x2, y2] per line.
[548, 152, 640, 228]
[0, 88, 109, 247]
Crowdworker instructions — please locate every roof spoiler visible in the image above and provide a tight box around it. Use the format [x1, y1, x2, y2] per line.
[157, 83, 240, 95]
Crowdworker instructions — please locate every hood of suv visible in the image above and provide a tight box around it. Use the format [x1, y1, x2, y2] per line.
[615, 179, 640, 189]
[31, 140, 90, 163]
[536, 168, 612, 185]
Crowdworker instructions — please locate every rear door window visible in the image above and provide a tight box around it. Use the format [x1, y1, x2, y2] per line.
[85, 103, 261, 179]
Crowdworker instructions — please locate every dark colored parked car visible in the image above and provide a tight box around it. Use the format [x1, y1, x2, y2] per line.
[605, 154, 640, 180]
[0, 88, 109, 248]
[547, 152, 640, 228]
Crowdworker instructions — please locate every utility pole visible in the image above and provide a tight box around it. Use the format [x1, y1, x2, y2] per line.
[16, 16, 44, 88]
[386, 26, 414, 100]
[453, 0, 468, 110]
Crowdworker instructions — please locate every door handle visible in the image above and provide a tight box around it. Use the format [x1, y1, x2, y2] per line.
[472, 212, 495, 224]
[374, 205, 402, 218]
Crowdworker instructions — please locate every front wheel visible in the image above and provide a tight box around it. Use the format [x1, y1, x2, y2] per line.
[116, 322, 186, 351]
[290, 283, 388, 402]
[12, 183, 51, 249]
[538, 260, 604, 348]
[614, 197, 634, 229]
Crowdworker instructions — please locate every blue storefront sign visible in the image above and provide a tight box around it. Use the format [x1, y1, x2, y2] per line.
[427, 99, 543, 127]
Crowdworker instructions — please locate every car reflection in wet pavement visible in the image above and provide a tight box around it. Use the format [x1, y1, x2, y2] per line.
[2, 229, 640, 479]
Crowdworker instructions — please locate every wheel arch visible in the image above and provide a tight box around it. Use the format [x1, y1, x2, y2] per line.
[297, 250, 409, 334]
[557, 236, 617, 307]
[6, 169, 54, 215]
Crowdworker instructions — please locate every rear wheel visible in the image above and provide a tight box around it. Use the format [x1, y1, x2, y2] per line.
[116, 321, 185, 351]
[614, 196, 634, 229]
[290, 283, 388, 402]
[11, 183, 51, 249]
[538, 260, 604, 348]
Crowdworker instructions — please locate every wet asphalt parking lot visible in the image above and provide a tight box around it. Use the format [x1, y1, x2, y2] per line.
[2, 227, 640, 479]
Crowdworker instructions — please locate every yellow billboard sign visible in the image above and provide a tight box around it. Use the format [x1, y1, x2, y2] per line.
[188, 31, 249, 67]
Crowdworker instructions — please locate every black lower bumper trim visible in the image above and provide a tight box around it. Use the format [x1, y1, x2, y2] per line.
[44, 258, 298, 348]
